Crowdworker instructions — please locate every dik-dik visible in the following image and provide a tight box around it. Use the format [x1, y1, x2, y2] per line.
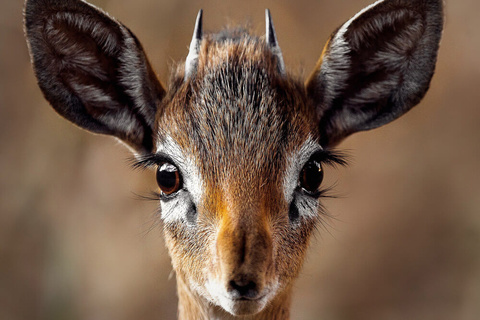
[25, 0, 443, 318]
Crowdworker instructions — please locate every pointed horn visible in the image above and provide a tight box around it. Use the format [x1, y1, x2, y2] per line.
[265, 9, 285, 75]
[185, 9, 203, 80]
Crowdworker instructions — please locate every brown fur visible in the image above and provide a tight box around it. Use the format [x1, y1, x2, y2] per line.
[25, 0, 443, 318]
[159, 33, 317, 319]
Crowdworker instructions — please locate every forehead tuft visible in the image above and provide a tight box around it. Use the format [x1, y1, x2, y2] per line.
[159, 31, 316, 185]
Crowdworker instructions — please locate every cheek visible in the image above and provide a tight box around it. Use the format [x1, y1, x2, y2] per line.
[272, 207, 317, 283]
[159, 194, 194, 224]
[163, 219, 217, 286]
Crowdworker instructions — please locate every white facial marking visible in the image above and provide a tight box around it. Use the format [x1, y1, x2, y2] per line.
[292, 193, 319, 220]
[283, 136, 322, 203]
[156, 135, 204, 222]
[159, 193, 193, 224]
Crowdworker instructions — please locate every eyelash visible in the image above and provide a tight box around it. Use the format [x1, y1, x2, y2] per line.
[131, 149, 348, 169]
[310, 149, 349, 167]
[129, 154, 173, 170]
[131, 149, 348, 201]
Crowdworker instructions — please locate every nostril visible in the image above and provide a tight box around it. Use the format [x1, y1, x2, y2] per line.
[228, 279, 258, 299]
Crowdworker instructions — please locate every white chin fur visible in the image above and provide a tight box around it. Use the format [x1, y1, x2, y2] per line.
[218, 295, 269, 316]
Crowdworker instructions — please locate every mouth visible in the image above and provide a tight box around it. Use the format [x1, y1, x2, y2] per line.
[205, 279, 279, 316]
[231, 293, 267, 302]
[221, 295, 269, 316]
[215, 288, 279, 316]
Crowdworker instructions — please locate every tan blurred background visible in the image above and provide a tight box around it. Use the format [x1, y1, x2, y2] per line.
[1, 0, 480, 319]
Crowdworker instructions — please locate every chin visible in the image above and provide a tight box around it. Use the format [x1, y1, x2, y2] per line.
[219, 296, 269, 316]
[204, 280, 279, 316]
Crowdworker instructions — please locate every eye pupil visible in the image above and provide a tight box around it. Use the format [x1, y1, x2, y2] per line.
[299, 161, 324, 194]
[156, 163, 182, 195]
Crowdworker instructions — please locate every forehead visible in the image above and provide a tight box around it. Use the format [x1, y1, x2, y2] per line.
[157, 33, 317, 184]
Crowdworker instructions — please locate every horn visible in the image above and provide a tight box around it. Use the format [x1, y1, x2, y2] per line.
[185, 9, 203, 80]
[265, 9, 285, 75]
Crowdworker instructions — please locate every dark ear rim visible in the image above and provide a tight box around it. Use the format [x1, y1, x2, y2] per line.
[306, 0, 444, 148]
[24, 0, 166, 155]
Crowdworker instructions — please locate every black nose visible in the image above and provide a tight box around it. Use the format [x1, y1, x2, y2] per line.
[228, 279, 258, 299]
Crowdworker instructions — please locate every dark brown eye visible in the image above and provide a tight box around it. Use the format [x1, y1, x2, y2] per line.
[156, 162, 182, 195]
[299, 160, 324, 194]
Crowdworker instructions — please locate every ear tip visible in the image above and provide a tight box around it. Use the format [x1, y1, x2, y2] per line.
[423, 0, 444, 16]
[24, 0, 70, 24]
[25, 0, 58, 13]
[429, 0, 444, 8]
[24, 0, 40, 16]
[431, 0, 445, 19]
[410, 0, 445, 19]
[24, 0, 45, 31]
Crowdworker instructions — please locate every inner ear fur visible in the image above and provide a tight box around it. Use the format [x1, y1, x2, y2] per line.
[307, 0, 443, 147]
[25, 0, 166, 154]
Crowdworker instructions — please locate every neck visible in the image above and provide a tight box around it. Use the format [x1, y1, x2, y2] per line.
[176, 276, 292, 320]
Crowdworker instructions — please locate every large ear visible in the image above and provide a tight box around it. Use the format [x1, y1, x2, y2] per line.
[306, 0, 443, 147]
[24, 0, 165, 154]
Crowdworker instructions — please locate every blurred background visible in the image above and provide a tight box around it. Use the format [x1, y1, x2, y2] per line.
[1, 0, 479, 319]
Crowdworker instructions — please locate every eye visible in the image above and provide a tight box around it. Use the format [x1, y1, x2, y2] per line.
[299, 160, 324, 195]
[156, 162, 183, 196]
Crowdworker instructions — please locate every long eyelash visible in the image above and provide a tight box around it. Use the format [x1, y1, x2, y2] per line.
[132, 191, 162, 201]
[318, 149, 350, 167]
[313, 204, 337, 239]
[313, 175, 346, 237]
[128, 154, 172, 170]
[128, 155, 156, 170]
[129, 191, 163, 237]
[131, 150, 348, 202]
[317, 181, 343, 200]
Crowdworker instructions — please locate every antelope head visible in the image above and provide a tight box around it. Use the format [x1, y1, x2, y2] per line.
[25, 0, 443, 318]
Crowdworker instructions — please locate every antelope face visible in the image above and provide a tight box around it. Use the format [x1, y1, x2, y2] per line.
[153, 37, 327, 315]
[25, 0, 443, 317]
